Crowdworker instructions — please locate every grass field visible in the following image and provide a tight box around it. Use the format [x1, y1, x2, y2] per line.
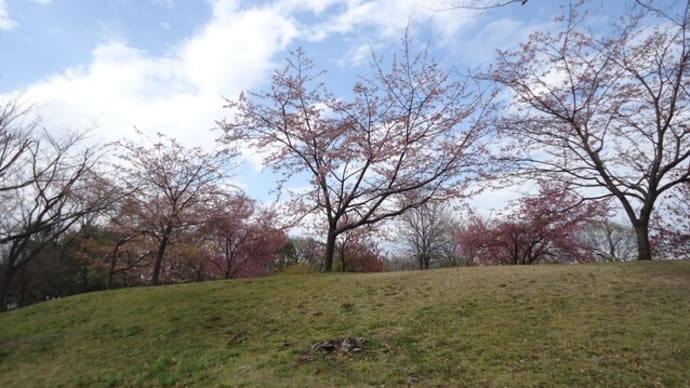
[1, 261, 689, 386]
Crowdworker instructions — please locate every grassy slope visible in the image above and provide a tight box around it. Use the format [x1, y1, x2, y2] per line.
[1, 261, 689, 387]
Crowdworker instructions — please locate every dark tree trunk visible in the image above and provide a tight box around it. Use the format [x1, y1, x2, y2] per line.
[418, 255, 429, 270]
[80, 266, 88, 292]
[635, 223, 652, 261]
[107, 243, 121, 289]
[338, 243, 347, 272]
[152, 245, 165, 285]
[107, 270, 114, 290]
[0, 266, 15, 313]
[152, 228, 172, 285]
[324, 228, 337, 272]
[224, 243, 232, 279]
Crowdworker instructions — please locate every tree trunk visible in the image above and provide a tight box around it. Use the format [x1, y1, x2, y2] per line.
[107, 243, 121, 289]
[418, 255, 430, 270]
[339, 243, 347, 272]
[152, 229, 171, 285]
[152, 246, 165, 285]
[107, 270, 114, 290]
[196, 265, 205, 282]
[224, 243, 232, 279]
[635, 223, 652, 260]
[0, 266, 15, 313]
[80, 266, 89, 292]
[324, 228, 337, 272]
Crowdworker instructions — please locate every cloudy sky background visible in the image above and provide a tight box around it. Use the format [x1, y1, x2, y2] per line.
[1, 0, 631, 212]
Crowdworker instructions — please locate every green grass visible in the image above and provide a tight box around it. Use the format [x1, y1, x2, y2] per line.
[1, 261, 690, 387]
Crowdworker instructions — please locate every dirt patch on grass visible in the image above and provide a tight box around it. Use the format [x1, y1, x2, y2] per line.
[296, 336, 367, 365]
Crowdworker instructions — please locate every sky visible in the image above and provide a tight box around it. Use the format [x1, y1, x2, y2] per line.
[0, 0, 631, 212]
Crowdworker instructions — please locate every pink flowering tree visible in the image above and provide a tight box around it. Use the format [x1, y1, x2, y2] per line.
[219, 36, 492, 272]
[333, 226, 386, 272]
[489, 1, 690, 260]
[202, 195, 287, 278]
[653, 182, 690, 259]
[116, 132, 229, 285]
[457, 182, 610, 265]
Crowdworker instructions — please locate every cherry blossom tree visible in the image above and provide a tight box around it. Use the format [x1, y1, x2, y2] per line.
[116, 132, 229, 285]
[219, 35, 492, 272]
[452, 216, 489, 266]
[340, 240, 386, 273]
[333, 227, 386, 272]
[457, 182, 610, 265]
[158, 232, 212, 283]
[653, 181, 690, 259]
[202, 195, 287, 279]
[72, 197, 154, 289]
[489, 1, 690, 260]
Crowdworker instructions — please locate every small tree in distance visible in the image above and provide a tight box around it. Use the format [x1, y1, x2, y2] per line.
[457, 182, 610, 265]
[578, 221, 637, 262]
[219, 34, 493, 272]
[202, 194, 286, 279]
[398, 201, 459, 270]
[275, 237, 326, 272]
[333, 227, 386, 272]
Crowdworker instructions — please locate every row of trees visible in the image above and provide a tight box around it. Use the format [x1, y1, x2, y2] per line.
[0, 108, 390, 309]
[220, 0, 690, 269]
[0, 116, 292, 310]
[2, 0, 689, 309]
[0, 101, 117, 311]
[220, 39, 492, 273]
[395, 182, 644, 269]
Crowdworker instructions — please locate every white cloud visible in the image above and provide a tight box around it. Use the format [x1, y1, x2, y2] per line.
[338, 42, 377, 67]
[0, 0, 494, 155]
[275, 0, 341, 15]
[447, 17, 553, 67]
[2, 0, 524, 205]
[468, 185, 531, 216]
[28, 0, 52, 5]
[303, 0, 477, 43]
[4, 0, 477, 168]
[5, 0, 298, 160]
[0, 0, 17, 30]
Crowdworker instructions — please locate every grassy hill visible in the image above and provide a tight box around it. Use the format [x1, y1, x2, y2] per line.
[1, 261, 689, 387]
